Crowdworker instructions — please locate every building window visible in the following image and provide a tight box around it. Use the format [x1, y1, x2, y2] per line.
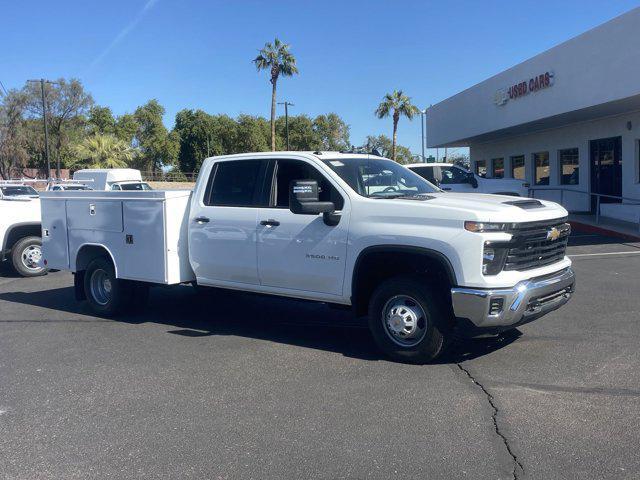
[491, 158, 504, 178]
[559, 148, 579, 185]
[511, 155, 525, 180]
[533, 152, 550, 185]
[475, 160, 487, 178]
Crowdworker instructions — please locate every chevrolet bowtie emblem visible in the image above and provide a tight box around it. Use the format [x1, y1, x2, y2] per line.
[546, 227, 560, 241]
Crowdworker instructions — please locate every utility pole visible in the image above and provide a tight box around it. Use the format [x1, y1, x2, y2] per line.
[28, 79, 60, 179]
[420, 109, 426, 162]
[278, 101, 294, 150]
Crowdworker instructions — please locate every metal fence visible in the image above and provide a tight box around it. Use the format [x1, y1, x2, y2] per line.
[140, 171, 199, 182]
[528, 187, 640, 232]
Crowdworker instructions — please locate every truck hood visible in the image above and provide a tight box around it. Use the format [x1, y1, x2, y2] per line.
[399, 192, 567, 223]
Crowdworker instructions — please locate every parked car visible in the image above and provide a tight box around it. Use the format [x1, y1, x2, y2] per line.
[40, 152, 574, 363]
[406, 162, 530, 196]
[0, 183, 46, 277]
[72, 168, 152, 191]
[46, 183, 93, 192]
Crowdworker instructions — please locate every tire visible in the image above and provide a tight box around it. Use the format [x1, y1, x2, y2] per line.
[83, 257, 131, 316]
[11, 236, 46, 277]
[368, 276, 452, 364]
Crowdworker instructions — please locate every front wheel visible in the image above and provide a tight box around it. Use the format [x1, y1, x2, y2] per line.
[11, 236, 46, 277]
[368, 276, 451, 364]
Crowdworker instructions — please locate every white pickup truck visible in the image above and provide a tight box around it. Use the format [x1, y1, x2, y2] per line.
[40, 152, 575, 363]
[407, 162, 530, 197]
[0, 184, 46, 277]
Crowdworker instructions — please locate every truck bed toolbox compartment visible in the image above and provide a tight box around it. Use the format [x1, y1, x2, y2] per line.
[40, 190, 195, 285]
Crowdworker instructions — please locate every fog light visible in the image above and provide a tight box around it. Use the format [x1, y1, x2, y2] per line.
[489, 298, 504, 315]
[483, 249, 495, 262]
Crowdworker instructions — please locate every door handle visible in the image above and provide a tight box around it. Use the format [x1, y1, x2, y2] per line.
[260, 219, 280, 227]
[442, 187, 452, 191]
[194, 216, 210, 224]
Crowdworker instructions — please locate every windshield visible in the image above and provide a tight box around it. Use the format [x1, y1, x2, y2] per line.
[118, 182, 152, 191]
[322, 157, 439, 198]
[1, 186, 38, 196]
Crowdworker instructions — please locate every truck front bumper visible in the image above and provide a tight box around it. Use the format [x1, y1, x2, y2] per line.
[450, 267, 575, 330]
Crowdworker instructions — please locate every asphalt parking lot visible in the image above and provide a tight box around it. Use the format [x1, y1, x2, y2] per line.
[1, 232, 640, 480]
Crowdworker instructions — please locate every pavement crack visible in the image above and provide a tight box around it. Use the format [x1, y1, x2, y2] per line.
[456, 363, 524, 480]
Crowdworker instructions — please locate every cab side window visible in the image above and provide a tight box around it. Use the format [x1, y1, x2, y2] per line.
[440, 167, 468, 184]
[413, 166, 438, 183]
[273, 159, 344, 210]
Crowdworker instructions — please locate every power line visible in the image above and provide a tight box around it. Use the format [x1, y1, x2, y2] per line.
[0, 79, 8, 96]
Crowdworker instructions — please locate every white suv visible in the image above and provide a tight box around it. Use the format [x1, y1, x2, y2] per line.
[407, 163, 529, 197]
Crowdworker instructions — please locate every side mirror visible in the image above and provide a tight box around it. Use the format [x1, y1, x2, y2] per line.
[289, 180, 335, 215]
[468, 173, 479, 188]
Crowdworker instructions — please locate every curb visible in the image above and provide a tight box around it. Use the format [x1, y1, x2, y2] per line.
[569, 220, 640, 242]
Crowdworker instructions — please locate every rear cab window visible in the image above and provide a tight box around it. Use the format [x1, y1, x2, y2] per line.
[204, 159, 268, 207]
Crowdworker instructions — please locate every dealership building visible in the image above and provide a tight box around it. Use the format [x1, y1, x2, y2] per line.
[426, 7, 640, 223]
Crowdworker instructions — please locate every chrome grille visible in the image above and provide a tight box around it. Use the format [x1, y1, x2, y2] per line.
[503, 217, 569, 271]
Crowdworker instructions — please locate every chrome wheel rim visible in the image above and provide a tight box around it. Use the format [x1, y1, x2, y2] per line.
[21, 245, 43, 271]
[90, 269, 112, 306]
[382, 295, 428, 347]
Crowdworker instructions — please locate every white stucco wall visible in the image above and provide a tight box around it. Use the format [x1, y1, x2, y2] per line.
[427, 7, 640, 147]
[470, 110, 640, 214]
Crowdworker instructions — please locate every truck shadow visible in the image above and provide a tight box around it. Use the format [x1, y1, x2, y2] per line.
[0, 262, 21, 278]
[0, 283, 522, 364]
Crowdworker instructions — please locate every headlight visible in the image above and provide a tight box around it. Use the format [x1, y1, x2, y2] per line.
[464, 221, 510, 233]
[482, 242, 508, 275]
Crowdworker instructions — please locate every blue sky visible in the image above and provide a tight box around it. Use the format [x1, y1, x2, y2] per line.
[2, 0, 639, 158]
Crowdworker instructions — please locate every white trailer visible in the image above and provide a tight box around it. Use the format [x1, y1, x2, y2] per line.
[72, 169, 152, 191]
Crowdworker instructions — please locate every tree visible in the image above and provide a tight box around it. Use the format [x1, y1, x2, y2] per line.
[71, 134, 136, 169]
[374, 90, 419, 162]
[23, 78, 93, 175]
[253, 38, 298, 151]
[0, 89, 29, 179]
[133, 100, 177, 172]
[114, 113, 138, 144]
[275, 114, 316, 151]
[235, 115, 270, 153]
[365, 135, 413, 164]
[313, 113, 350, 151]
[88, 106, 116, 135]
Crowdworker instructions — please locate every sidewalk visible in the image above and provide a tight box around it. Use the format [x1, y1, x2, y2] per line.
[569, 213, 640, 241]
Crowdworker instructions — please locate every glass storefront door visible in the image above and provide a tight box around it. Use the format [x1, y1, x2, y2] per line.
[590, 136, 622, 212]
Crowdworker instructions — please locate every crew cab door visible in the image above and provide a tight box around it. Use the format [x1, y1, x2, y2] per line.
[256, 159, 349, 297]
[189, 159, 268, 286]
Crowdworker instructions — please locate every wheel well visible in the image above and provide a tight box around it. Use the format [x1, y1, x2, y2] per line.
[75, 245, 116, 274]
[351, 247, 455, 317]
[4, 224, 41, 251]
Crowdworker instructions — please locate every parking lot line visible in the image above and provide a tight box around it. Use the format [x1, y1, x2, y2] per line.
[569, 251, 640, 258]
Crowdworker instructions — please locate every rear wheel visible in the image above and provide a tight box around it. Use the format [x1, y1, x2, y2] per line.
[11, 236, 46, 277]
[368, 276, 451, 364]
[84, 257, 131, 316]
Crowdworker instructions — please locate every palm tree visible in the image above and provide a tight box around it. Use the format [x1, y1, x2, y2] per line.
[375, 90, 420, 161]
[253, 38, 298, 151]
[71, 134, 136, 169]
